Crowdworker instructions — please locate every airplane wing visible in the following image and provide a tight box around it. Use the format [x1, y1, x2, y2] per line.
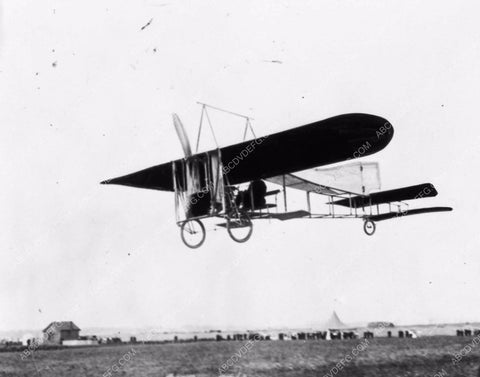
[100, 162, 174, 191]
[102, 113, 393, 192]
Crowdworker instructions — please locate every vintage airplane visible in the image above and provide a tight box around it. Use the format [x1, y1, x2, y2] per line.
[101, 104, 452, 248]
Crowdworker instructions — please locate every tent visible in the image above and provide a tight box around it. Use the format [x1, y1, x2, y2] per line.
[323, 311, 349, 329]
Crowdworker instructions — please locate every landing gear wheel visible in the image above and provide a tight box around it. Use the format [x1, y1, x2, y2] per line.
[180, 219, 206, 249]
[363, 219, 376, 236]
[227, 213, 253, 243]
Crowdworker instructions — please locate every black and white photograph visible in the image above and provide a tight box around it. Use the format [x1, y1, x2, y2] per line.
[1, 0, 479, 376]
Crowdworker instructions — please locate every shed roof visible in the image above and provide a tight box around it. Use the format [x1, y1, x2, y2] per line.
[43, 321, 80, 333]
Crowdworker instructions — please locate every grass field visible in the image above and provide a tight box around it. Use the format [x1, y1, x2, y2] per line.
[2, 337, 480, 377]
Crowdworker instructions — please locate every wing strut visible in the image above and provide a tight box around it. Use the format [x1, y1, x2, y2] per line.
[195, 102, 256, 152]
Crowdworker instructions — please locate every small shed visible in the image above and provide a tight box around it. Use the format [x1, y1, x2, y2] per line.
[43, 321, 80, 344]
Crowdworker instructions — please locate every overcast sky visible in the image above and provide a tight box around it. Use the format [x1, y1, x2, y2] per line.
[1, 0, 480, 332]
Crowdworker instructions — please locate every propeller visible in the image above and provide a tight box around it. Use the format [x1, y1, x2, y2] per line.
[172, 113, 192, 157]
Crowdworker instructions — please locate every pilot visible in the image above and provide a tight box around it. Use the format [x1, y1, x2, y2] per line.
[236, 180, 267, 210]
